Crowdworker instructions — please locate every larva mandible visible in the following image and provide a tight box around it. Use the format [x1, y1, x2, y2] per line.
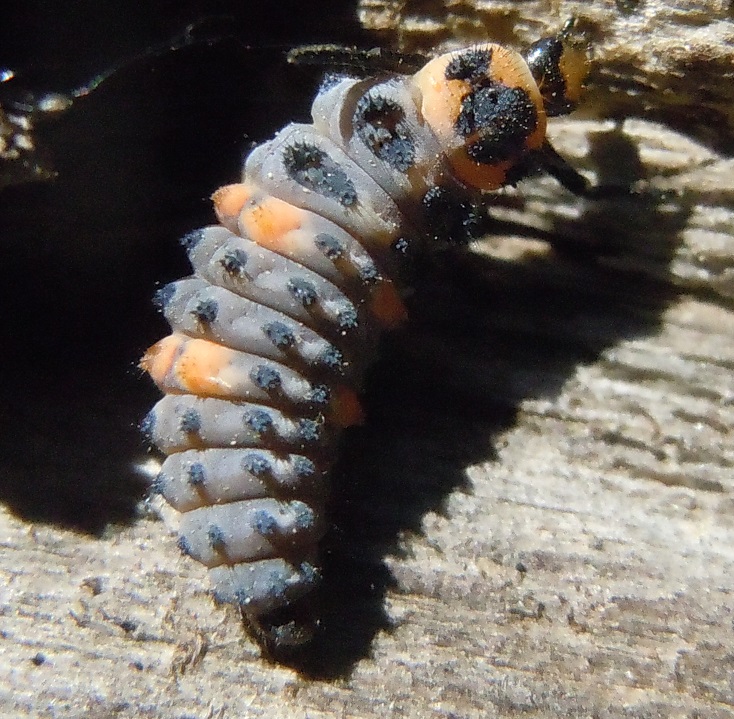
[141, 26, 593, 651]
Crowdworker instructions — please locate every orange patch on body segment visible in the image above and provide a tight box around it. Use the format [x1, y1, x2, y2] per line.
[239, 192, 305, 255]
[142, 333, 240, 397]
[143, 335, 364, 424]
[212, 183, 252, 231]
[140, 334, 183, 385]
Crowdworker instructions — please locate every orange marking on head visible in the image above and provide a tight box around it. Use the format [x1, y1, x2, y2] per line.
[140, 334, 185, 386]
[413, 44, 547, 191]
[413, 57, 465, 148]
[330, 385, 365, 427]
[450, 155, 512, 191]
[212, 183, 252, 231]
[368, 282, 408, 329]
[239, 194, 305, 254]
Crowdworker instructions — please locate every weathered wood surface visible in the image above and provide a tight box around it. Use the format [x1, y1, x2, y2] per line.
[2, 2, 733, 717]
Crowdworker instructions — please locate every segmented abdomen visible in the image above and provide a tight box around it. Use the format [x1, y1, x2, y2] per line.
[140, 71, 439, 646]
[140, 44, 551, 648]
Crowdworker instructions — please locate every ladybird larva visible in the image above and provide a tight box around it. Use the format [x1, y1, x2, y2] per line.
[141, 29, 592, 651]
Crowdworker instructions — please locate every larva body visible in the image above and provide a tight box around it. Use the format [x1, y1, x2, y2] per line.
[141, 32, 589, 649]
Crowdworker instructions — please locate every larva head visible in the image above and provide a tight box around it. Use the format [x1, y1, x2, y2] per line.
[413, 44, 547, 191]
[524, 35, 589, 117]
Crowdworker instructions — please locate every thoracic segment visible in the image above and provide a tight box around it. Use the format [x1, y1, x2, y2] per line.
[141, 40, 578, 649]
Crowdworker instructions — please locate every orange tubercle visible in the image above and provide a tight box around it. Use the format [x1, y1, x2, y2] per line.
[330, 385, 365, 427]
[142, 333, 238, 398]
[240, 193, 305, 254]
[140, 334, 184, 386]
[172, 337, 238, 397]
[368, 282, 408, 329]
[449, 154, 513, 192]
[212, 183, 251, 232]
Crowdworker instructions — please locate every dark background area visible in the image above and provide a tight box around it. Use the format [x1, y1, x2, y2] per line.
[0, 1, 371, 530]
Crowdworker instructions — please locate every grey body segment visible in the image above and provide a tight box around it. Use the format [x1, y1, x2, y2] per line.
[209, 558, 320, 615]
[236, 195, 389, 293]
[150, 337, 326, 411]
[312, 76, 448, 213]
[245, 123, 406, 249]
[177, 498, 324, 568]
[185, 225, 373, 342]
[159, 280, 352, 376]
[145, 395, 334, 456]
[143, 51, 430, 643]
[157, 448, 326, 513]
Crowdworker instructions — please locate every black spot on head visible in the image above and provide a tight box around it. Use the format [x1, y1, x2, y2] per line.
[287, 277, 318, 306]
[219, 248, 248, 277]
[308, 384, 330, 405]
[456, 81, 537, 164]
[242, 452, 272, 476]
[293, 455, 316, 478]
[254, 509, 278, 537]
[298, 418, 321, 442]
[190, 298, 218, 324]
[152, 283, 176, 311]
[444, 48, 493, 83]
[353, 92, 416, 172]
[187, 463, 206, 486]
[207, 525, 226, 550]
[282, 141, 357, 206]
[250, 364, 282, 391]
[245, 409, 273, 434]
[178, 408, 202, 434]
[263, 321, 295, 349]
[314, 233, 345, 260]
[180, 229, 204, 253]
